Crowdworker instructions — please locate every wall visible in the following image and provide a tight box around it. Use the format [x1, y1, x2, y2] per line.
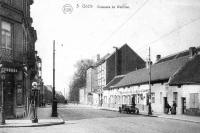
[181, 85, 200, 115]
[97, 61, 106, 91]
[79, 88, 85, 104]
[106, 44, 145, 84]
[103, 82, 200, 115]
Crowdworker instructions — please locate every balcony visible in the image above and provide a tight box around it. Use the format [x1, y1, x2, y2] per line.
[0, 48, 13, 62]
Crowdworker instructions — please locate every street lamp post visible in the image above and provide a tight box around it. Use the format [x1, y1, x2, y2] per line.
[32, 82, 39, 123]
[0, 67, 5, 125]
[52, 40, 58, 117]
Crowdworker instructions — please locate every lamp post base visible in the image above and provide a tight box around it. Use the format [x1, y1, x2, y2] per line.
[51, 99, 58, 117]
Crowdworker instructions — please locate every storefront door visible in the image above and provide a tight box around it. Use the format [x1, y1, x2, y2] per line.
[4, 74, 15, 118]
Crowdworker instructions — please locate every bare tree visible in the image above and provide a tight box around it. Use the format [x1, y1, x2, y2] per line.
[69, 59, 94, 102]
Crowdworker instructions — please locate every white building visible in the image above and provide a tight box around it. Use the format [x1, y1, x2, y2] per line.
[103, 47, 200, 115]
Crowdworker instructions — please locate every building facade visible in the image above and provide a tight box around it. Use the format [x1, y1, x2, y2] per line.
[85, 66, 97, 105]
[103, 46, 200, 116]
[0, 0, 37, 119]
[86, 44, 146, 106]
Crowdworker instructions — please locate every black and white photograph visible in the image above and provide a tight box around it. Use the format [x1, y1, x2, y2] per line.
[0, 0, 200, 133]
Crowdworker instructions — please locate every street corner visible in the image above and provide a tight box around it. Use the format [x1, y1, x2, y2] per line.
[0, 118, 65, 128]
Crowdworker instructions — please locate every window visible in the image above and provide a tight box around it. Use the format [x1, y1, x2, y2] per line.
[189, 93, 199, 108]
[173, 92, 178, 106]
[151, 93, 155, 103]
[160, 92, 162, 103]
[1, 21, 12, 50]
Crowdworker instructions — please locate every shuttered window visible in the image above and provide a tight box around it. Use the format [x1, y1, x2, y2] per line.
[189, 93, 199, 108]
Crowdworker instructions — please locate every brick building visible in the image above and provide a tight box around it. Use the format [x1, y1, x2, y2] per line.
[0, 0, 37, 119]
[86, 44, 146, 106]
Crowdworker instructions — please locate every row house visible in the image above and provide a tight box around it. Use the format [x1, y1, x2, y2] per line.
[0, 0, 37, 119]
[86, 44, 145, 106]
[103, 46, 200, 115]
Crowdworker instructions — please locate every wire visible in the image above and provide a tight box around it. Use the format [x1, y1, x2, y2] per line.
[98, 0, 150, 47]
[150, 16, 200, 44]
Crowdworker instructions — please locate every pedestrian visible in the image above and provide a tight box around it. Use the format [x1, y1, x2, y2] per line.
[165, 101, 171, 114]
[171, 101, 177, 115]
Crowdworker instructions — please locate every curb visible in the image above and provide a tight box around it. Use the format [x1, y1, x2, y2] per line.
[157, 116, 200, 124]
[0, 121, 65, 128]
[98, 108, 200, 123]
[138, 113, 158, 117]
[0, 116, 65, 128]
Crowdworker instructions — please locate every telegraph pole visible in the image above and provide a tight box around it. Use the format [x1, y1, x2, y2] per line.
[148, 47, 152, 115]
[52, 40, 58, 117]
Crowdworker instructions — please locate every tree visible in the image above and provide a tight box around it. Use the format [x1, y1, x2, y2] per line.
[69, 59, 94, 102]
[39, 85, 65, 105]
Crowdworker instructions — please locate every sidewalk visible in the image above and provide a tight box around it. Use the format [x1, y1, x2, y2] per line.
[76, 104, 200, 124]
[156, 113, 200, 123]
[0, 107, 65, 128]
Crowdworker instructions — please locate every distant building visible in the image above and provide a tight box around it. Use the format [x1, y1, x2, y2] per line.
[86, 66, 97, 105]
[79, 88, 85, 104]
[0, 0, 37, 118]
[86, 44, 146, 106]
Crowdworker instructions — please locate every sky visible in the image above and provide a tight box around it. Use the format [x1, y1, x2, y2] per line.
[31, 0, 200, 97]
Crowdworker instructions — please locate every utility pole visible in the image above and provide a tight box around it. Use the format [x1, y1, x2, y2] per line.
[52, 40, 58, 117]
[148, 47, 152, 115]
[64, 88, 65, 100]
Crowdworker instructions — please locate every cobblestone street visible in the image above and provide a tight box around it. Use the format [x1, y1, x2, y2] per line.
[1, 104, 200, 133]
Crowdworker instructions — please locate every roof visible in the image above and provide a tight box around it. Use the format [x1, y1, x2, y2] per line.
[169, 54, 200, 85]
[95, 43, 135, 66]
[157, 46, 200, 63]
[104, 75, 125, 90]
[113, 56, 189, 88]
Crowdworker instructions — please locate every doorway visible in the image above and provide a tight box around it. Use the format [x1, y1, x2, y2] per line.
[181, 97, 186, 114]
[4, 74, 15, 118]
[163, 97, 167, 114]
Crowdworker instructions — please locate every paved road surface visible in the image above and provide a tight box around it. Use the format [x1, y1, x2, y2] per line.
[1, 104, 200, 133]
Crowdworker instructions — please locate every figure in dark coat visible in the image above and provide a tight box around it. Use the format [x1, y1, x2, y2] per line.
[171, 101, 177, 115]
[165, 101, 171, 114]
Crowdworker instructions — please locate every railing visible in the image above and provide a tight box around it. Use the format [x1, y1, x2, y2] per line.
[0, 48, 13, 62]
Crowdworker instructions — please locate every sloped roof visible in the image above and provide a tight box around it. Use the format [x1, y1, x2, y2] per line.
[157, 46, 200, 63]
[104, 75, 125, 90]
[169, 54, 200, 85]
[113, 56, 189, 88]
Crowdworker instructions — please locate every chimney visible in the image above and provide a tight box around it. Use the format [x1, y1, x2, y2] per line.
[189, 47, 197, 57]
[97, 54, 100, 61]
[156, 55, 161, 62]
